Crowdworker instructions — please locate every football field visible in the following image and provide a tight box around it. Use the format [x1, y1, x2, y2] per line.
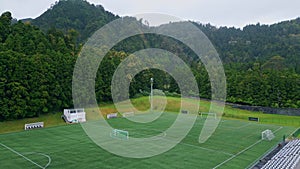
[0, 112, 296, 169]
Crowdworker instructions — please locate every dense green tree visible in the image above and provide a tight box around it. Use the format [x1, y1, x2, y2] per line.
[1, 0, 300, 121]
[0, 11, 12, 42]
[31, 0, 118, 42]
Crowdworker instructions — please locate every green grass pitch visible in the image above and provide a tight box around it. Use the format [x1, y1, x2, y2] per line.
[0, 112, 296, 169]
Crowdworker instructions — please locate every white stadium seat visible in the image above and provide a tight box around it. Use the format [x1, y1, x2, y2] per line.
[261, 139, 300, 169]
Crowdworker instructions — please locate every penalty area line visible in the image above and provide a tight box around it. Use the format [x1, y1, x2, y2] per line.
[0, 142, 46, 169]
[137, 131, 234, 156]
[179, 141, 234, 156]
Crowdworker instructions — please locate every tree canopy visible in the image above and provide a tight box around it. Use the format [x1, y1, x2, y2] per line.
[0, 0, 299, 120]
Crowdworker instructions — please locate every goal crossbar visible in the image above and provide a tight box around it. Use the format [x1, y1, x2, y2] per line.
[111, 129, 129, 140]
[199, 112, 217, 119]
[122, 112, 134, 118]
[262, 129, 275, 141]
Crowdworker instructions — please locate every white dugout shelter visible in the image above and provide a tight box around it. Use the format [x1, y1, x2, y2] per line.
[63, 108, 86, 123]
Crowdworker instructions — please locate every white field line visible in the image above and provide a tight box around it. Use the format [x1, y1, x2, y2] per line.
[23, 152, 52, 169]
[86, 119, 235, 156]
[244, 143, 279, 169]
[288, 127, 300, 137]
[244, 128, 300, 168]
[128, 129, 234, 156]
[0, 143, 50, 169]
[142, 132, 234, 156]
[246, 127, 299, 169]
[212, 126, 283, 169]
[237, 123, 252, 129]
[178, 141, 234, 156]
[219, 123, 252, 129]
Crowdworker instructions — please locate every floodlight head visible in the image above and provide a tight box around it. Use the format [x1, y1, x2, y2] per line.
[150, 78, 153, 82]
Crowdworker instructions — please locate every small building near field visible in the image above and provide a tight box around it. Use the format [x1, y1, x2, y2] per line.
[62, 108, 86, 123]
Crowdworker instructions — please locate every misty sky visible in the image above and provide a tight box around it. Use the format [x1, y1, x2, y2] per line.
[0, 0, 299, 28]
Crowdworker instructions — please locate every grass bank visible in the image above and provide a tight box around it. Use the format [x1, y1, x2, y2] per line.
[1, 96, 299, 134]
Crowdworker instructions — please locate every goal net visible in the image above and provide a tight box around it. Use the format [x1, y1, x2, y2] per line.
[262, 129, 275, 141]
[111, 129, 129, 140]
[121, 112, 134, 118]
[199, 112, 217, 119]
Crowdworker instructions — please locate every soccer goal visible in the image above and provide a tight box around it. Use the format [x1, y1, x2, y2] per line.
[181, 110, 189, 114]
[122, 112, 134, 118]
[199, 112, 217, 119]
[262, 129, 275, 141]
[107, 113, 118, 119]
[111, 129, 129, 140]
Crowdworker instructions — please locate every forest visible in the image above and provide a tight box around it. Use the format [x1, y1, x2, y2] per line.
[0, 0, 299, 120]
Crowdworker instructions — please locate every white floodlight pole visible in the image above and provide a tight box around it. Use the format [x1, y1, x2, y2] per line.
[150, 78, 153, 112]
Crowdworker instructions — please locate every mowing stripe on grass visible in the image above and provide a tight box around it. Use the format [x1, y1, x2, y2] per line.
[212, 126, 283, 169]
[288, 127, 300, 137]
[121, 127, 235, 156]
[0, 143, 49, 169]
[87, 117, 235, 157]
[179, 142, 234, 156]
[23, 152, 52, 169]
[245, 142, 279, 169]
[219, 122, 251, 129]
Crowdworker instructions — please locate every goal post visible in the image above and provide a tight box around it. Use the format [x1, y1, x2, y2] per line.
[111, 129, 129, 140]
[262, 129, 275, 141]
[121, 112, 134, 118]
[107, 113, 118, 119]
[199, 112, 217, 119]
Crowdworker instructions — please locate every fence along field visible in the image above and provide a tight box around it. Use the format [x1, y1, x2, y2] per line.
[0, 109, 297, 169]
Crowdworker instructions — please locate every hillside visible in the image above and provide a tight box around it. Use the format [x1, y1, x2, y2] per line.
[0, 0, 299, 121]
[29, 0, 300, 72]
[31, 0, 118, 42]
[196, 19, 300, 72]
